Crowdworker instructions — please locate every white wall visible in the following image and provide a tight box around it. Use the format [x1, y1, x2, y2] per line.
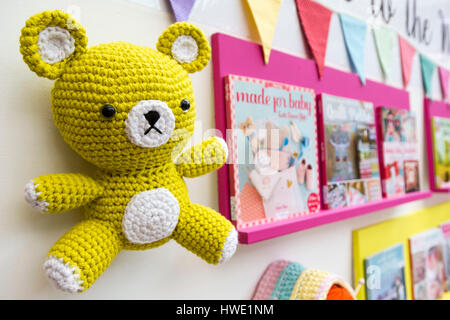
[0, 0, 449, 299]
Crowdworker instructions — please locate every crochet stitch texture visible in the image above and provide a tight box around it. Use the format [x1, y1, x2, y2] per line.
[20, 10, 237, 293]
[269, 262, 305, 300]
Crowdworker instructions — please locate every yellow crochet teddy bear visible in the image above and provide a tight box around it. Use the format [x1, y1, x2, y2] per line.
[20, 10, 237, 293]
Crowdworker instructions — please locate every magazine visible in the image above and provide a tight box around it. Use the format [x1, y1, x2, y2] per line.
[224, 75, 320, 229]
[440, 221, 450, 290]
[409, 228, 446, 300]
[364, 243, 407, 300]
[318, 94, 382, 209]
[431, 117, 450, 189]
[377, 107, 420, 197]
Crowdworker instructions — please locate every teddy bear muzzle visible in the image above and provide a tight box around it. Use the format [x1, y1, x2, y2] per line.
[125, 100, 175, 148]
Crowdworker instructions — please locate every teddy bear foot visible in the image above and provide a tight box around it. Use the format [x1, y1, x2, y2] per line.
[218, 228, 238, 264]
[43, 256, 84, 293]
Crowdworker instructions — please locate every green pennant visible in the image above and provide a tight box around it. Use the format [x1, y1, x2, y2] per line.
[420, 54, 436, 97]
[373, 27, 395, 81]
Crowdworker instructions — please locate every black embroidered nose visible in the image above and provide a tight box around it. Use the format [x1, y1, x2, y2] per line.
[145, 110, 160, 126]
[144, 110, 162, 135]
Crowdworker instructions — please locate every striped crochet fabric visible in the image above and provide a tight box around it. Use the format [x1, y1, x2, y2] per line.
[252, 260, 357, 300]
[252, 260, 290, 300]
[290, 268, 356, 300]
[269, 262, 306, 300]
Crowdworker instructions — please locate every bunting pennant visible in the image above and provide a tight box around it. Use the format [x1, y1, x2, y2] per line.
[240, 0, 446, 97]
[373, 26, 395, 81]
[169, 0, 196, 22]
[439, 67, 450, 100]
[295, 0, 333, 78]
[246, 0, 282, 65]
[339, 13, 367, 84]
[398, 36, 416, 88]
[420, 54, 436, 97]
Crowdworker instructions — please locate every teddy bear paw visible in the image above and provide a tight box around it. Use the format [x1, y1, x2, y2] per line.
[24, 180, 49, 212]
[122, 188, 180, 244]
[43, 256, 83, 293]
[215, 137, 229, 161]
[218, 228, 238, 264]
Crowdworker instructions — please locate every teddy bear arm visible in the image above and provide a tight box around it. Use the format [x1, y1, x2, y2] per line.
[24, 173, 104, 214]
[171, 203, 237, 264]
[175, 136, 228, 178]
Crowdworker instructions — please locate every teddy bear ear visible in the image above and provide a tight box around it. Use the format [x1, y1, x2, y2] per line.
[156, 22, 211, 73]
[20, 10, 88, 80]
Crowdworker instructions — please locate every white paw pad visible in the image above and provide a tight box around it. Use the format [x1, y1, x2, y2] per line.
[218, 228, 238, 264]
[43, 256, 83, 293]
[24, 180, 49, 212]
[122, 188, 180, 244]
[215, 137, 229, 161]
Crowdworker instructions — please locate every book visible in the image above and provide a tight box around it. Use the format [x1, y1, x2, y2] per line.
[404, 160, 420, 193]
[409, 228, 446, 300]
[431, 117, 450, 189]
[377, 107, 420, 197]
[440, 221, 450, 290]
[364, 243, 407, 300]
[224, 75, 320, 229]
[318, 94, 382, 209]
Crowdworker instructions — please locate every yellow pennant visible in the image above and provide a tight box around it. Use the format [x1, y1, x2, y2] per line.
[246, 0, 282, 65]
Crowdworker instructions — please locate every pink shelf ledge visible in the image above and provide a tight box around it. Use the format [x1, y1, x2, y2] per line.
[432, 188, 450, 193]
[237, 191, 432, 244]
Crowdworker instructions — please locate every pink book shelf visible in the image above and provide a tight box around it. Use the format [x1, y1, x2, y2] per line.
[212, 33, 432, 244]
[424, 98, 450, 193]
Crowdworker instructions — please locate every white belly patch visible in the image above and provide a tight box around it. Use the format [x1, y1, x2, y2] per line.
[122, 188, 180, 244]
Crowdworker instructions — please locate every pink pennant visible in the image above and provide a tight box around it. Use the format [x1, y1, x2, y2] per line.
[439, 67, 450, 100]
[398, 36, 416, 88]
[295, 0, 333, 78]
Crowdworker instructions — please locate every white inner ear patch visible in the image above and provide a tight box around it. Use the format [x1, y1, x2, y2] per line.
[125, 100, 175, 148]
[38, 26, 75, 64]
[171, 35, 198, 64]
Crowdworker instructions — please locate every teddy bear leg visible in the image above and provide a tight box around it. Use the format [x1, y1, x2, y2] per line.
[43, 219, 122, 293]
[171, 203, 238, 264]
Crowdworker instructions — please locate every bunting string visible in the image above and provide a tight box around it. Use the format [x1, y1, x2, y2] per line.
[167, 0, 450, 99]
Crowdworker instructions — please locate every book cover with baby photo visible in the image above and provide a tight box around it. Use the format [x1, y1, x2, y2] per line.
[318, 94, 382, 210]
[224, 75, 320, 229]
[409, 228, 446, 300]
[440, 221, 450, 290]
[377, 107, 420, 197]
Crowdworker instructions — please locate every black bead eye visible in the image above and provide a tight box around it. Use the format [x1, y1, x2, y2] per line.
[101, 104, 116, 118]
[180, 99, 190, 112]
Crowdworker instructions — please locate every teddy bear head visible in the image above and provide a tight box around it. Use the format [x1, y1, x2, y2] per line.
[20, 10, 211, 173]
